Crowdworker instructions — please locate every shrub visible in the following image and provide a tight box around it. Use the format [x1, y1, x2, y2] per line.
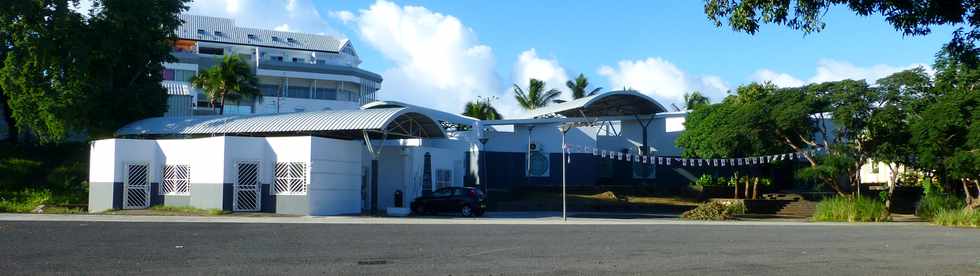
[726, 201, 746, 215]
[0, 189, 52, 213]
[813, 196, 890, 222]
[932, 209, 980, 228]
[916, 193, 963, 219]
[681, 201, 741, 220]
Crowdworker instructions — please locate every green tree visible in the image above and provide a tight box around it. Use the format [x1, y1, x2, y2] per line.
[0, 0, 189, 143]
[704, 0, 980, 37]
[462, 96, 503, 120]
[566, 73, 602, 99]
[676, 83, 802, 197]
[683, 91, 710, 110]
[190, 55, 260, 115]
[867, 68, 933, 209]
[513, 78, 561, 110]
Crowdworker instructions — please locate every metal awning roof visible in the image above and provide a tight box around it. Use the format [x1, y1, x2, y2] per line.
[520, 90, 668, 119]
[361, 101, 479, 126]
[115, 107, 446, 140]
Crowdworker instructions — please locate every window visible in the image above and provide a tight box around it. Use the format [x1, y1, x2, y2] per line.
[270, 56, 283, 62]
[287, 37, 296, 43]
[871, 162, 879, 174]
[436, 169, 452, 189]
[162, 69, 175, 81]
[247, 34, 257, 39]
[198, 47, 224, 55]
[286, 86, 310, 98]
[260, 84, 280, 97]
[214, 31, 224, 37]
[313, 87, 337, 100]
[291, 57, 302, 63]
[162, 165, 190, 195]
[271, 36, 280, 42]
[274, 162, 308, 195]
[197, 29, 205, 35]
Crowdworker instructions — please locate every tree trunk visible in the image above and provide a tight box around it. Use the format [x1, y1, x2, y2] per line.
[219, 93, 226, 115]
[752, 177, 759, 199]
[885, 163, 898, 212]
[744, 176, 751, 199]
[964, 180, 974, 207]
[0, 90, 17, 144]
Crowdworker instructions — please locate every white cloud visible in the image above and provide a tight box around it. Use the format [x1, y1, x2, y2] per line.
[328, 10, 356, 24]
[752, 59, 929, 87]
[750, 69, 805, 88]
[353, 0, 500, 113]
[597, 57, 728, 107]
[273, 24, 291, 32]
[512, 48, 570, 97]
[187, 0, 341, 37]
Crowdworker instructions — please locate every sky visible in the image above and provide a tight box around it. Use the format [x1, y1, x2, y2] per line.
[185, 0, 957, 117]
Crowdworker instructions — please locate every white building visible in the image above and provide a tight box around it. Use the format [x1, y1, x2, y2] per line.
[162, 14, 382, 117]
[88, 91, 711, 215]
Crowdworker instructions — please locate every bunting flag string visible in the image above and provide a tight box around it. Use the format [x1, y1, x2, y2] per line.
[552, 142, 826, 168]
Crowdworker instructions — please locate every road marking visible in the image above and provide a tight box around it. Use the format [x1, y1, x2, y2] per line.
[466, 246, 521, 257]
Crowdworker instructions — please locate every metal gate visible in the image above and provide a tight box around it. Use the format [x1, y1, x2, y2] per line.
[123, 162, 151, 209]
[234, 161, 261, 212]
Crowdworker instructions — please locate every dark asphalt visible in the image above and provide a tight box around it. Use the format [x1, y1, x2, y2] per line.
[1, 221, 978, 275]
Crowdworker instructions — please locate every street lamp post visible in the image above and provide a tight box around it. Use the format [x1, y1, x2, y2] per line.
[558, 122, 592, 222]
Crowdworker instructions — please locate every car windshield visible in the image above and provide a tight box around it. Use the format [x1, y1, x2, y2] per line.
[432, 188, 452, 197]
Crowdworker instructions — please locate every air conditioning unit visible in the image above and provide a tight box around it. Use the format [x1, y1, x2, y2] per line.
[528, 142, 542, 152]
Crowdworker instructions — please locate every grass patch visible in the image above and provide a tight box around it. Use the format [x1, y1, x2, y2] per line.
[681, 201, 744, 220]
[813, 196, 890, 222]
[145, 205, 227, 216]
[0, 189, 52, 213]
[916, 193, 963, 219]
[932, 209, 980, 228]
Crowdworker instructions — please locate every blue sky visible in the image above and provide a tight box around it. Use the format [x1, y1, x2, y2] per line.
[187, 0, 957, 116]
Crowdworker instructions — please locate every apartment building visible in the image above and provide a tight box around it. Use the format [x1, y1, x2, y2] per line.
[162, 14, 382, 116]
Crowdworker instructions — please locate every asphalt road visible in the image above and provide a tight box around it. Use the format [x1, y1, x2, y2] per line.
[1, 221, 978, 275]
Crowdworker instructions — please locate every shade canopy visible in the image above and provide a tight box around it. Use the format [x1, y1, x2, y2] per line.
[116, 107, 446, 140]
[521, 90, 668, 119]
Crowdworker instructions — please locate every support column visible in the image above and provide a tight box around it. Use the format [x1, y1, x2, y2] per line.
[371, 158, 379, 216]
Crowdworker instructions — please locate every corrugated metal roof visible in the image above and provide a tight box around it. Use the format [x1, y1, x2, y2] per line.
[520, 90, 668, 119]
[116, 107, 446, 139]
[176, 14, 347, 53]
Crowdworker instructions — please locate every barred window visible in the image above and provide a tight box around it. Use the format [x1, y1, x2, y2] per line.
[435, 169, 452, 189]
[275, 162, 308, 195]
[162, 165, 190, 195]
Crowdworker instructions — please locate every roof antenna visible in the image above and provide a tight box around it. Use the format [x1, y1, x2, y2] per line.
[670, 103, 681, 112]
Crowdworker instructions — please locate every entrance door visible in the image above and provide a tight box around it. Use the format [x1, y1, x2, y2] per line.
[234, 161, 261, 212]
[123, 162, 151, 209]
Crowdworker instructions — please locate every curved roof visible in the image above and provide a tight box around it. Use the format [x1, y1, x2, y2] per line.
[116, 108, 446, 140]
[521, 90, 668, 119]
[361, 101, 479, 126]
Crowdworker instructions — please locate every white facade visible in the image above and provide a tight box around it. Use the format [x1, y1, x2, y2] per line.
[88, 136, 369, 215]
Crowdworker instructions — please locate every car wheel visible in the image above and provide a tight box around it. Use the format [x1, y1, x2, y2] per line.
[461, 205, 474, 217]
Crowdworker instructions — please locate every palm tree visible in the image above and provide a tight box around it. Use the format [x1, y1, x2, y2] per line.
[566, 73, 602, 99]
[513, 78, 561, 110]
[462, 96, 503, 120]
[683, 90, 710, 110]
[191, 55, 260, 115]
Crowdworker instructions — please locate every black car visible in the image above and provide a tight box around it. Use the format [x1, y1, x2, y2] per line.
[411, 187, 486, 217]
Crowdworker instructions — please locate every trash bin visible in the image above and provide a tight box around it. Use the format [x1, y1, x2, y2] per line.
[394, 190, 403, 208]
